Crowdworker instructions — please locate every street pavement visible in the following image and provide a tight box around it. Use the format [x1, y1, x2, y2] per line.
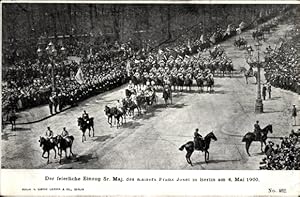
[1, 22, 299, 170]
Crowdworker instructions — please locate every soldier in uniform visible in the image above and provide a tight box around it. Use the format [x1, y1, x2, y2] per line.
[254, 120, 262, 140]
[61, 127, 69, 138]
[82, 110, 89, 123]
[46, 126, 54, 143]
[194, 128, 203, 150]
[46, 126, 54, 138]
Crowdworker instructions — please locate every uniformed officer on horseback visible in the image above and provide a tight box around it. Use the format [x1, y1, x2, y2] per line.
[61, 127, 69, 138]
[46, 126, 54, 138]
[46, 126, 54, 143]
[194, 128, 203, 150]
[254, 120, 262, 140]
[82, 110, 89, 123]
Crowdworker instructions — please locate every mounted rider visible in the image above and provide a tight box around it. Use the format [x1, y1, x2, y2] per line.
[82, 110, 90, 123]
[46, 126, 54, 143]
[61, 127, 69, 138]
[194, 128, 204, 150]
[116, 100, 123, 114]
[254, 120, 262, 140]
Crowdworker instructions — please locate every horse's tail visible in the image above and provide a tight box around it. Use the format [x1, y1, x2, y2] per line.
[242, 133, 253, 142]
[242, 135, 247, 142]
[179, 144, 186, 151]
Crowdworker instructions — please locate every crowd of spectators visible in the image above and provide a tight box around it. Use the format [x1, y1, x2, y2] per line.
[264, 28, 300, 94]
[259, 129, 300, 170]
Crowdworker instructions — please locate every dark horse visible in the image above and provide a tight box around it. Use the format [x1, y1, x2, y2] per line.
[39, 136, 58, 164]
[78, 117, 94, 142]
[252, 30, 264, 41]
[104, 106, 124, 128]
[57, 135, 75, 164]
[242, 124, 273, 156]
[205, 77, 214, 93]
[179, 132, 217, 165]
[195, 75, 205, 93]
[122, 98, 140, 118]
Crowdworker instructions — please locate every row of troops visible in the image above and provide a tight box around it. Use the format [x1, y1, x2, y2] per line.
[129, 52, 230, 86]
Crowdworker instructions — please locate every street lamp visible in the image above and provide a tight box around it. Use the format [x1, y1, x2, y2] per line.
[37, 41, 66, 93]
[254, 41, 263, 113]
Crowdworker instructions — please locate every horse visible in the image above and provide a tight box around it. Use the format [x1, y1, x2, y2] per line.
[39, 136, 58, 164]
[125, 89, 136, 98]
[57, 135, 75, 164]
[234, 38, 247, 49]
[162, 86, 172, 107]
[205, 76, 214, 93]
[242, 124, 273, 156]
[179, 132, 217, 165]
[122, 98, 141, 118]
[104, 106, 124, 128]
[136, 94, 149, 112]
[78, 117, 94, 142]
[169, 75, 178, 91]
[195, 75, 204, 93]
[176, 76, 185, 92]
[184, 75, 193, 92]
[6, 109, 17, 130]
[252, 30, 264, 41]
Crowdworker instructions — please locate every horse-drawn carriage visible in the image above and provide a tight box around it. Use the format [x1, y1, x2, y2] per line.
[252, 29, 265, 41]
[234, 37, 248, 49]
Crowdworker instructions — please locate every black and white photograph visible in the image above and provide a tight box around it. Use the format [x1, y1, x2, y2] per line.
[1, 3, 300, 173]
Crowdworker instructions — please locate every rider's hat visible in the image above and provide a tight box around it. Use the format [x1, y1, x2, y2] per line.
[47, 126, 50, 129]
[195, 128, 199, 132]
[256, 120, 259, 123]
[293, 104, 296, 106]
[63, 127, 66, 130]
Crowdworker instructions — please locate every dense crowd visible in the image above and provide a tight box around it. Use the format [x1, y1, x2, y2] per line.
[259, 129, 300, 170]
[264, 30, 300, 94]
[2, 9, 292, 115]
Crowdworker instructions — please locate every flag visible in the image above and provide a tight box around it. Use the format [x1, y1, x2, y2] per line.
[126, 60, 131, 76]
[210, 33, 216, 44]
[200, 34, 204, 43]
[75, 67, 84, 84]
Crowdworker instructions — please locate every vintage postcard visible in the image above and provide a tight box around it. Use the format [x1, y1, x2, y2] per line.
[1, 1, 300, 196]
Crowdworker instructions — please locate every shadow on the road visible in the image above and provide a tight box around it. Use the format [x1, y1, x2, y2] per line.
[121, 121, 143, 129]
[263, 110, 283, 114]
[92, 134, 113, 142]
[270, 96, 281, 100]
[59, 153, 97, 166]
[153, 103, 187, 109]
[228, 75, 244, 79]
[14, 127, 32, 131]
[212, 90, 226, 94]
[194, 159, 241, 165]
[1, 132, 16, 141]
[74, 153, 97, 164]
[253, 152, 265, 156]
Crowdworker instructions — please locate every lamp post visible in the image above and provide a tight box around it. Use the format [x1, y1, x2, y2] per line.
[37, 41, 66, 93]
[254, 41, 264, 113]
